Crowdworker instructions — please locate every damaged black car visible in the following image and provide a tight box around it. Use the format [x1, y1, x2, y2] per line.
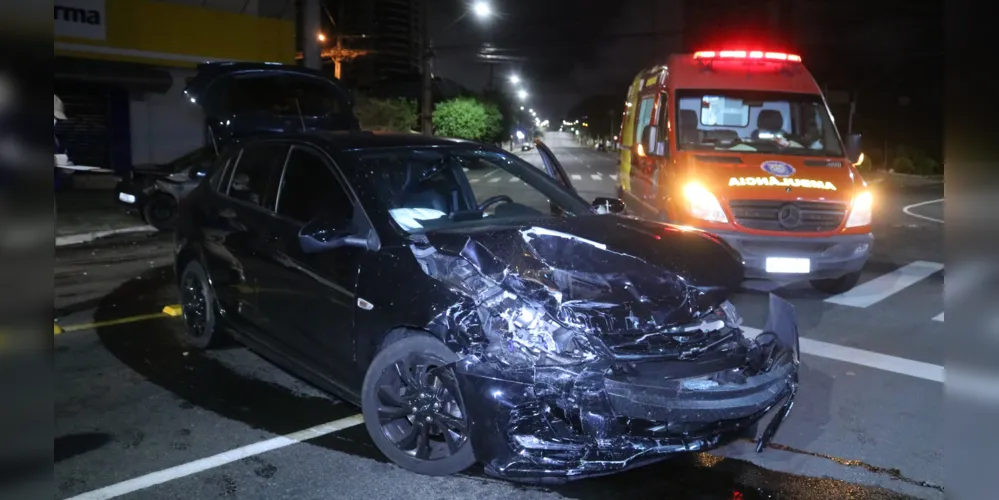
[174, 130, 800, 482]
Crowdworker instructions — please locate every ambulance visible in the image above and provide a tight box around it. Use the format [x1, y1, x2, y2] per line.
[617, 49, 872, 294]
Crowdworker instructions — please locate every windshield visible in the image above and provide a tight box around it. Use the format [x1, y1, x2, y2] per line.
[345, 147, 593, 234]
[676, 90, 844, 158]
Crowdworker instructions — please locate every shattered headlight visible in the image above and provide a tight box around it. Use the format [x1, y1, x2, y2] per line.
[483, 292, 599, 366]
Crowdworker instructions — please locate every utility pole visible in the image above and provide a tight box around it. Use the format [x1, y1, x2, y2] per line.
[302, 0, 321, 69]
[420, 1, 433, 135]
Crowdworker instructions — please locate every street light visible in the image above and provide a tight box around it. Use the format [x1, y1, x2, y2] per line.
[472, 1, 491, 19]
[517, 89, 528, 100]
[529, 108, 534, 114]
[318, 33, 326, 42]
[509, 74, 520, 85]
[520, 106, 524, 110]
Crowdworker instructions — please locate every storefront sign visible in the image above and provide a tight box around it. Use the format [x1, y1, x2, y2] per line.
[55, 0, 106, 41]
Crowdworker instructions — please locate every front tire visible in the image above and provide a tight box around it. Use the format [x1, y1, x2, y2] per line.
[178, 261, 225, 349]
[361, 333, 475, 476]
[810, 270, 862, 294]
[143, 193, 178, 231]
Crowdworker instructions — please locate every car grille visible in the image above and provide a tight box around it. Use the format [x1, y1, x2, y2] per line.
[729, 199, 847, 232]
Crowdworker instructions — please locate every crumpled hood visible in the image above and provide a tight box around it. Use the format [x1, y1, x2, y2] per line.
[420, 215, 744, 336]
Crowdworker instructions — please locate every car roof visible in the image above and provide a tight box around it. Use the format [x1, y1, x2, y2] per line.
[250, 130, 485, 151]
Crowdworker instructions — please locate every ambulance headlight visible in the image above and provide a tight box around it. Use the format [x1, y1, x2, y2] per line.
[683, 182, 728, 223]
[845, 191, 873, 228]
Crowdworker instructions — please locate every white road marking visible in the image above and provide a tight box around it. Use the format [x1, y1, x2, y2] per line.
[902, 198, 944, 223]
[933, 312, 944, 322]
[590, 174, 602, 180]
[571, 174, 582, 180]
[469, 178, 481, 183]
[462, 167, 469, 173]
[610, 174, 618, 180]
[56, 225, 159, 247]
[824, 261, 944, 308]
[742, 280, 786, 293]
[741, 327, 943, 383]
[509, 176, 520, 182]
[66, 414, 365, 500]
[489, 177, 500, 183]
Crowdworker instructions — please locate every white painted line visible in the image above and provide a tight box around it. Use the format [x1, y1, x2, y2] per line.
[571, 174, 582, 180]
[489, 177, 501, 183]
[825, 261, 944, 308]
[933, 312, 944, 322]
[56, 225, 159, 247]
[469, 178, 481, 183]
[67, 414, 365, 500]
[462, 167, 469, 173]
[610, 174, 618, 180]
[742, 280, 786, 293]
[741, 327, 943, 383]
[508, 176, 520, 182]
[902, 198, 944, 224]
[590, 174, 602, 180]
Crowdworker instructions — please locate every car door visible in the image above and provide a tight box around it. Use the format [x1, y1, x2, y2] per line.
[200, 141, 288, 325]
[253, 144, 362, 387]
[630, 93, 658, 204]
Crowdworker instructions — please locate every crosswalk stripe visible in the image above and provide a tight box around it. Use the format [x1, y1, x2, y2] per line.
[824, 261, 944, 308]
[571, 174, 582, 180]
[610, 174, 618, 180]
[590, 174, 602, 180]
[489, 177, 500, 183]
[741, 327, 944, 383]
[933, 312, 944, 322]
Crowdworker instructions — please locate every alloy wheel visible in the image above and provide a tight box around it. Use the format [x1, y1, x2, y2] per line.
[375, 353, 468, 460]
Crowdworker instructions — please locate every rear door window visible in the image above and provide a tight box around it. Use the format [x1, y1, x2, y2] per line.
[225, 143, 289, 210]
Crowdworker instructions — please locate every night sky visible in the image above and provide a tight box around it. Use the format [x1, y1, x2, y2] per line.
[429, 0, 941, 155]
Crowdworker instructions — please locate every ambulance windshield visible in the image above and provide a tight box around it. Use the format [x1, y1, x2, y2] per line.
[675, 90, 844, 158]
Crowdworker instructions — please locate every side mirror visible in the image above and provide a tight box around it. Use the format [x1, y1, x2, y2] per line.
[592, 197, 626, 214]
[844, 134, 862, 164]
[298, 214, 375, 253]
[639, 126, 655, 155]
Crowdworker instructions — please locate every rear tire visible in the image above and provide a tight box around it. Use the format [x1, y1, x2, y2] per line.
[361, 332, 475, 476]
[178, 261, 225, 349]
[810, 270, 862, 294]
[143, 193, 178, 231]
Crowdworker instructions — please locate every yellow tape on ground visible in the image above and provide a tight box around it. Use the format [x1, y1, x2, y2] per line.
[54, 305, 183, 335]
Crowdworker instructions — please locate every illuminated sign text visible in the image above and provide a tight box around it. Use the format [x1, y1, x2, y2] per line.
[729, 176, 837, 190]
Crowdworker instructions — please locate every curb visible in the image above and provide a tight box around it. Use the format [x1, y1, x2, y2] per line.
[56, 225, 159, 247]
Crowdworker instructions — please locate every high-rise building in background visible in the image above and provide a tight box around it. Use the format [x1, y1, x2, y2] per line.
[328, 0, 423, 85]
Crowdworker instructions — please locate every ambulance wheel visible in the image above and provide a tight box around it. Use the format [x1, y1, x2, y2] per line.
[143, 193, 178, 231]
[810, 271, 862, 294]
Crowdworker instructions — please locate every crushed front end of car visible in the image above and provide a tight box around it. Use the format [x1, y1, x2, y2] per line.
[410, 222, 799, 483]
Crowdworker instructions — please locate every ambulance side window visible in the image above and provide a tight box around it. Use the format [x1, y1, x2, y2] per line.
[651, 92, 669, 157]
[634, 96, 655, 152]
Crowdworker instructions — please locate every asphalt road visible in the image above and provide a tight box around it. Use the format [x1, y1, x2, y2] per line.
[54, 137, 945, 500]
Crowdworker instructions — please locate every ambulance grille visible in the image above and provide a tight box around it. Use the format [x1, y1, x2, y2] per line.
[728, 200, 847, 232]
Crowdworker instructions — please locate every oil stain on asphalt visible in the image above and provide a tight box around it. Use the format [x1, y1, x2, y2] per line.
[89, 266, 921, 500]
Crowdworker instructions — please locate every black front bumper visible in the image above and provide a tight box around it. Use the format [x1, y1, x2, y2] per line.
[453, 305, 799, 483]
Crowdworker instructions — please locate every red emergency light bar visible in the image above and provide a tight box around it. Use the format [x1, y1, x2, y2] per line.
[694, 50, 802, 63]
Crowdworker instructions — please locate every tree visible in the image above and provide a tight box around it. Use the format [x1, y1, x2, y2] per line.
[481, 101, 504, 144]
[354, 95, 418, 132]
[432, 97, 488, 140]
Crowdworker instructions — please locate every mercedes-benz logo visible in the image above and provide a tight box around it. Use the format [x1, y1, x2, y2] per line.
[777, 204, 802, 229]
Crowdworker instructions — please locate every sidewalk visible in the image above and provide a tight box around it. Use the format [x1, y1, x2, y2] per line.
[56, 189, 156, 246]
